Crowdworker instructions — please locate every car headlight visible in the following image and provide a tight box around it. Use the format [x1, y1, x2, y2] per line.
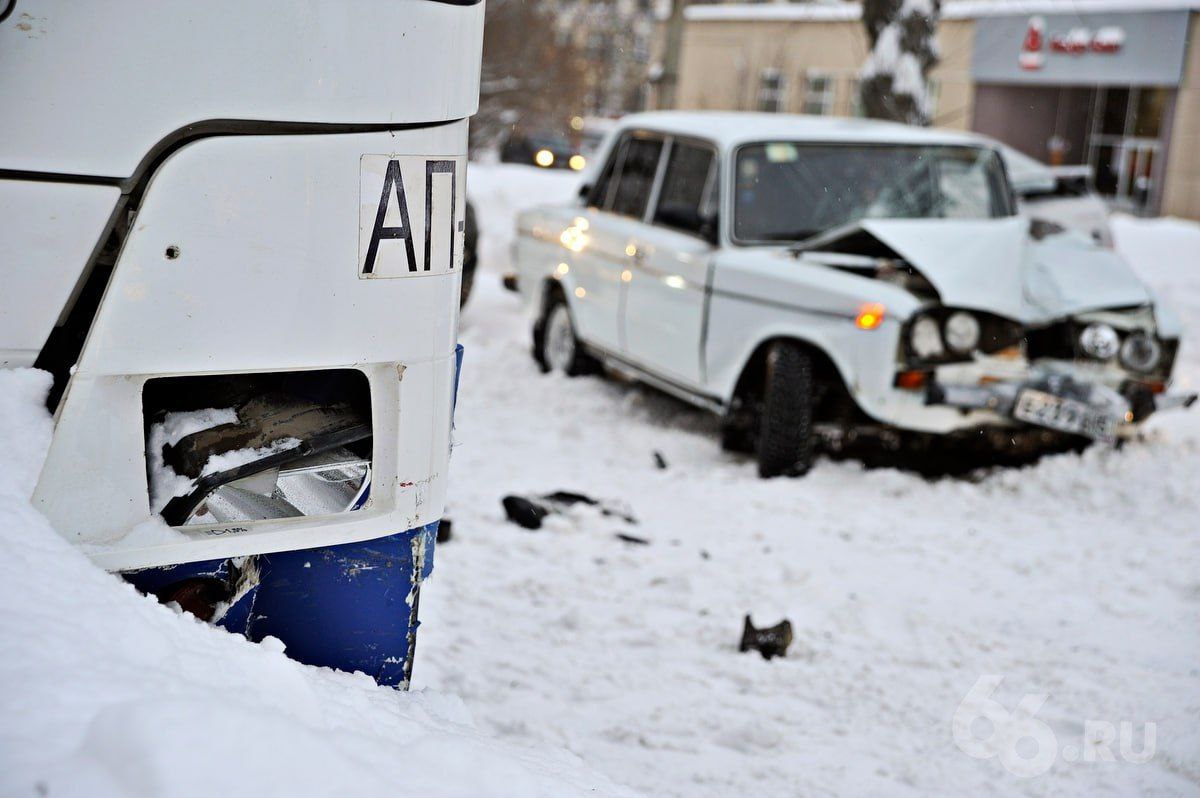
[1119, 332, 1161, 372]
[910, 315, 944, 359]
[944, 311, 980, 353]
[534, 149, 555, 168]
[1079, 323, 1119, 359]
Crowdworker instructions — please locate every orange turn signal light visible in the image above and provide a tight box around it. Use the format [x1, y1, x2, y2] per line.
[855, 302, 885, 330]
[894, 370, 927, 390]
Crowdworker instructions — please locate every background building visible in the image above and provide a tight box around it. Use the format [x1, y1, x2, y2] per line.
[552, 0, 659, 116]
[657, 0, 1200, 219]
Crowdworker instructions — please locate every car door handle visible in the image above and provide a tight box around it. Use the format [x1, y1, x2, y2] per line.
[629, 246, 646, 262]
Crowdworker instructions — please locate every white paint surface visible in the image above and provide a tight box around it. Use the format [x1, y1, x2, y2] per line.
[33, 127, 466, 569]
[0, 181, 118, 367]
[0, 0, 484, 176]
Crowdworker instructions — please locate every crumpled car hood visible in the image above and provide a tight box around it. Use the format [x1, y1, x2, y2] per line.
[837, 218, 1152, 322]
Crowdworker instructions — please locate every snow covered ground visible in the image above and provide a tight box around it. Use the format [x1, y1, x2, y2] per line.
[3, 162, 1198, 797]
[416, 164, 1200, 796]
[0, 173, 633, 794]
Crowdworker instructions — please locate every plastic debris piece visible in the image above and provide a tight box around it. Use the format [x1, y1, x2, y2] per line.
[502, 495, 550, 529]
[501, 491, 638, 530]
[739, 614, 793, 661]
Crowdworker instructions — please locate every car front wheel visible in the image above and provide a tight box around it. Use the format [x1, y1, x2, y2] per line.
[756, 342, 816, 478]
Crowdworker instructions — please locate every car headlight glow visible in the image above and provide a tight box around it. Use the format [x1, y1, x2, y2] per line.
[910, 315, 944, 359]
[1079, 323, 1119, 359]
[1119, 332, 1161, 372]
[534, 149, 555, 168]
[943, 311, 981, 353]
[568, 154, 586, 171]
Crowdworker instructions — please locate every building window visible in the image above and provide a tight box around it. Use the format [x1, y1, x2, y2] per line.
[757, 68, 786, 113]
[848, 78, 864, 117]
[801, 71, 835, 116]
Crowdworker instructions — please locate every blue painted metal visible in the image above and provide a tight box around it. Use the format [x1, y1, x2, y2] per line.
[453, 342, 464, 415]
[249, 522, 438, 686]
[123, 522, 438, 687]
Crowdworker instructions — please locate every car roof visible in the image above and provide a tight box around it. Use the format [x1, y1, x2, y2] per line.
[612, 111, 998, 151]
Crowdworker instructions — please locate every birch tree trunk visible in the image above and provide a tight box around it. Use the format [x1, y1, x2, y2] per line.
[859, 0, 941, 126]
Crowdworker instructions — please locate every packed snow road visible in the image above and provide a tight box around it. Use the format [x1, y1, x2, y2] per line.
[417, 164, 1200, 796]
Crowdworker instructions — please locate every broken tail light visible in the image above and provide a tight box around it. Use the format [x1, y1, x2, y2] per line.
[184, 448, 371, 526]
[143, 369, 373, 528]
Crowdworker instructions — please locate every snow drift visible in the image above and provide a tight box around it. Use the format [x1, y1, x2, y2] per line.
[0, 369, 630, 798]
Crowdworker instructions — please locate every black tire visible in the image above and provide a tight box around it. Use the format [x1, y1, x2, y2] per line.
[755, 342, 816, 478]
[458, 267, 475, 308]
[533, 291, 597, 376]
[459, 201, 478, 307]
[720, 413, 755, 454]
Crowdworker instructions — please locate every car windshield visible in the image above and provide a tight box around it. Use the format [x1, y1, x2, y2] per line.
[733, 143, 1012, 243]
[528, 135, 572, 152]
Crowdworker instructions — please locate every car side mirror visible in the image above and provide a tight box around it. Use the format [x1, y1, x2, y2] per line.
[578, 183, 592, 203]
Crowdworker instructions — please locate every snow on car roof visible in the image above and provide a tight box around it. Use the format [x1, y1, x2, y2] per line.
[613, 111, 996, 151]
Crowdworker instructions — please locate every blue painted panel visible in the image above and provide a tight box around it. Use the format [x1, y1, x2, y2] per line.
[123, 522, 438, 687]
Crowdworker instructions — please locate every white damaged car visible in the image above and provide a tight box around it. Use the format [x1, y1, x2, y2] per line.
[513, 112, 1194, 477]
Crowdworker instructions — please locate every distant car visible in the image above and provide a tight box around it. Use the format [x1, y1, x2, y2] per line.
[500, 131, 587, 171]
[513, 111, 1193, 477]
[579, 116, 619, 158]
[1003, 147, 1114, 248]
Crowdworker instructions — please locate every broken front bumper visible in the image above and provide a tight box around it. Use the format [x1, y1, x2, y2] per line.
[926, 369, 1197, 443]
[124, 521, 438, 688]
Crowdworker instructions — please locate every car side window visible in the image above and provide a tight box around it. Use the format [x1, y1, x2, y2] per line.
[610, 136, 664, 219]
[587, 138, 624, 209]
[652, 142, 716, 236]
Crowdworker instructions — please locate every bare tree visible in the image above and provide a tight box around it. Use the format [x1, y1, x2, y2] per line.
[472, 0, 589, 151]
[859, 0, 941, 126]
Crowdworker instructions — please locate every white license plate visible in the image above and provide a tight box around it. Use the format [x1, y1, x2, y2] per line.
[1013, 389, 1116, 441]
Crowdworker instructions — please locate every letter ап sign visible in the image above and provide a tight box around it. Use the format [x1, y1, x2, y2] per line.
[359, 155, 462, 278]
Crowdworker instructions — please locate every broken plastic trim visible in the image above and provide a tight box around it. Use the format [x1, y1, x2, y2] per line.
[161, 425, 370, 526]
[184, 448, 371, 527]
[144, 369, 373, 527]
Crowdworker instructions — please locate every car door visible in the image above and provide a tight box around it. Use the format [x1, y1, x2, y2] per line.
[569, 133, 665, 355]
[623, 138, 718, 388]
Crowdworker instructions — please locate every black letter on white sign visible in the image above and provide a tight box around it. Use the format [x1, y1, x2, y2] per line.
[424, 159, 457, 272]
[363, 159, 417, 275]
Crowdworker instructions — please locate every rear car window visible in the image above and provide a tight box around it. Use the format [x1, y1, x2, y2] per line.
[653, 143, 715, 235]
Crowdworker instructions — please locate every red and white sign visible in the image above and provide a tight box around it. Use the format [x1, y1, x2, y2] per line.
[1019, 15, 1046, 70]
[1019, 15, 1124, 70]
